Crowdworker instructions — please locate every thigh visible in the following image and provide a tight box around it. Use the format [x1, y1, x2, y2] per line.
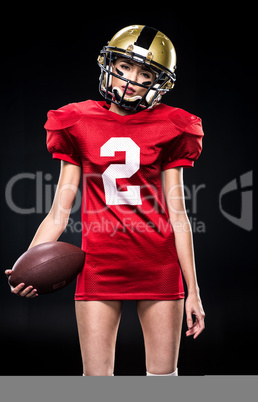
[75, 300, 122, 376]
[137, 299, 184, 375]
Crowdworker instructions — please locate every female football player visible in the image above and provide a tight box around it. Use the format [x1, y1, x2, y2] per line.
[6, 25, 205, 376]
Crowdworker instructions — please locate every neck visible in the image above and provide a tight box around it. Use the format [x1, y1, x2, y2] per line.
[109, 102, 138, 116]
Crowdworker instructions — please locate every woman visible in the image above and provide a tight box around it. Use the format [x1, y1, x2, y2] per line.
[5, 25, 205, 376]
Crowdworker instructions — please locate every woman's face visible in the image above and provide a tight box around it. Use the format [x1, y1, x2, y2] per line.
[111, 58, 156, 99]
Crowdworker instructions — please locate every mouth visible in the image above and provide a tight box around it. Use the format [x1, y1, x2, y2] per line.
[122, 86, 136, 95]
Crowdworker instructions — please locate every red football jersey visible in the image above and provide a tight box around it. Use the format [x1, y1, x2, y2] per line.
[44, 100, 204, 300]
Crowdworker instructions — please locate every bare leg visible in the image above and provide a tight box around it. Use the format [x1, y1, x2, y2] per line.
[75, 300, 122, 376]
[137, 299, 184, 375]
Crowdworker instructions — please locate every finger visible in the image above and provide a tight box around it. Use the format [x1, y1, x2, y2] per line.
[187, 315, 205, 339]
[26, 289, 38, 298]
[186, 312, 193, 331]
[19, 286, 37, 298]
[193, 318, 205, 339]
[186, 323, 197, 336]
[11, 283, 25, 294]
[186, 308, 193, 327]
[30, 291, 39, 298]
[193, 327, 203, 339]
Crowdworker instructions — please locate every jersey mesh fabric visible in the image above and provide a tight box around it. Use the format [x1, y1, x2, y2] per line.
[44, 100, 204, 300]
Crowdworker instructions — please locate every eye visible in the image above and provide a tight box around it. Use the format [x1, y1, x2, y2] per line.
[142, 72, 151, 79]
[120, 64, 130, 70]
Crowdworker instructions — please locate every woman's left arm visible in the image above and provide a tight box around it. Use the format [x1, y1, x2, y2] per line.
[163, 167, 205, 339]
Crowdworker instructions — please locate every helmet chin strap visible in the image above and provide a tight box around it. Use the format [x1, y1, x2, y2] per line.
[112, 86, 142, 109]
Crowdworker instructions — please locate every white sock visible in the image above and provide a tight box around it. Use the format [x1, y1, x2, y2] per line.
[146, 368, 178, 376]
[82, 373, 114, 376]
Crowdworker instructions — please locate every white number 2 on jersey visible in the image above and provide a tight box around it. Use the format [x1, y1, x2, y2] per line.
[100, 137, 142, 205]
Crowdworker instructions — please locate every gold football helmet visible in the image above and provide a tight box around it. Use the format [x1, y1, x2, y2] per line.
[97, 25, 177, 110]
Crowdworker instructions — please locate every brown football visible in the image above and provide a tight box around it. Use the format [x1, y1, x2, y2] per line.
[9, 242, 85, 294]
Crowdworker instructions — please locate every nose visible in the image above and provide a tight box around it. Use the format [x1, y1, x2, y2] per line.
[128, 69, 139, 84]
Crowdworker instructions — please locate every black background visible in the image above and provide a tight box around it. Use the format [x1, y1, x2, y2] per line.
[1, 5, 257, 375]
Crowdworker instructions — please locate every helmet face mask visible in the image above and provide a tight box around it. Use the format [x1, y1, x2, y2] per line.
[97, 25, 177, 111]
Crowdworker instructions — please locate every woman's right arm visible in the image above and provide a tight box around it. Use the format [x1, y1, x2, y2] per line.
[5, 161, 81, 298]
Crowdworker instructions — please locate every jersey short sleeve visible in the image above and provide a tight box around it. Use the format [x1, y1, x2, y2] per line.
[162, 114, 204, 170]
[44, 103, 82, 166]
